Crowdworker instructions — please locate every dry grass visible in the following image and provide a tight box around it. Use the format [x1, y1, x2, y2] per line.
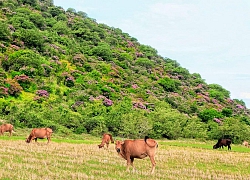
[0, 138, 250, 180]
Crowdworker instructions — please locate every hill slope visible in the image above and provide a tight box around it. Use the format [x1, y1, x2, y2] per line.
[0, 0, 250, 143]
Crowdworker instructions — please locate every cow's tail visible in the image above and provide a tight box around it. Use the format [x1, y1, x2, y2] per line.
[144, 136, 158, 148]
[144, 136, 149, 142]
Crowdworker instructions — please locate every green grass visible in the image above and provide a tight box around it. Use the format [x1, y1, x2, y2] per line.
[1, 135, 250, 179]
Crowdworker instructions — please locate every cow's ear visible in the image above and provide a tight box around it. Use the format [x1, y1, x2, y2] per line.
[121, 141, 125, 144]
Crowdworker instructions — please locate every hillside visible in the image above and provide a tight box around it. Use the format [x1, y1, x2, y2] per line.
[0, 0, 250, 143]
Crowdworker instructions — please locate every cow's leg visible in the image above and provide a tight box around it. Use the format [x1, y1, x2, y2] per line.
[131, 158, 136, 173]
[228, 145, 231, 150]
[9, 130, 12, 137]
[106, 142, 109, 149]
[47, 137, 51, 144]
[126, 155, 132, 172]
[149, 155, 156, 174]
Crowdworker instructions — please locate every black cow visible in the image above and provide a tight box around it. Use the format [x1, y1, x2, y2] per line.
[213, 138, 232, 150]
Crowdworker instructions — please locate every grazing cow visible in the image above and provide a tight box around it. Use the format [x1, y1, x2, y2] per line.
[26, 128, 53, 144]
[0, 123, 14, 137]
[213, 138, 232, 150]
[242, 140, 249, 148]
[98, 133, 114, 148]
[115, 136, 158, 174]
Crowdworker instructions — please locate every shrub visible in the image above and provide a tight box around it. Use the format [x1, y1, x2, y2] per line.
[0, 21, 11, 42]
[91, 43, 112, 61]
[198, 108, 223, 123]
[158, 77, 178, 92]
[135, 58, 154, 69]
[5, 79, 23, 97]
[14, 74, 32, 91]
[103, 98, 113, 106]
[221, 108, 233, 117]
[2, 50, 46, 75]
[182, 118, 208, 139]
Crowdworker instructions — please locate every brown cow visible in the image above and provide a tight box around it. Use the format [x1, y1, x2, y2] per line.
[115, 136, 158, 174]
[98, 133, 114, 148]
[0, 123, 14, 137]
[242, 140, 249, 148]
[26, 128, 53, 144]
[213, 138, 232, 150]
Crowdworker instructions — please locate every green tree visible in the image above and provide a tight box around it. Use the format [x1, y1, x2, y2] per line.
[15, 29, 44, 50]
[219, 117, 250, 143]
[92, 43, 112, 61]
[52, 21, 69, 35]
[29, 13, 45, 29]
[0, 21, 11, 42]
[198, 108, 222, 123]
[158, 77, 178, 92]
[135, 58, 154, 69]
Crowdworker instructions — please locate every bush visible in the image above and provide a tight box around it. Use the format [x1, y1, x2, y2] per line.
[182, 118, 208, 139]
[198, 108, 222, 123]
[149, 102, 187, 139]
[119, 110, 152, 139]
[2, 50, 46, 74]
[91, 43, 112, 61]
[158, 77, 178, 92]
[5, 78, 23, 97]
[135, 58, 154, 69]
[219, 117, 250, 144]
[0, 21, 11, 42]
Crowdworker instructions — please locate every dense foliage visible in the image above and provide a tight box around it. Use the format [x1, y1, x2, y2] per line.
[0, 0, 250, 143]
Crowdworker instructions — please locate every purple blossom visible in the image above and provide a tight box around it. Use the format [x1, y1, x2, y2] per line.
[132, 84, 138, 89]
[133, 102, 146, 109]
[135, 52, 143, 57]
[66, 76, 75, 82]
[89, 96, 95, 101]
[36, 90, 49, 98]
[127, 40, 134, 47]
[236, 104, 245, 109]
[0, 44, 6, 48]
[0, 87, 8, 96]
[146, 90, 151, 94]
[212, 99, 218, 104]
[71, 101, 84, 111]
[214, 118, 222, 124]
[10, 44, 20, 50]
[103, 98, 113, 106]
[197, 84, 203, 89]
[202, 95, 210, 102]
[226, 98, 234, 103]
[14, 74, 31, 82]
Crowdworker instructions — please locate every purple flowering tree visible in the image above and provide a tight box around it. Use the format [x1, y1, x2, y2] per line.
[103, 98, 113, 106]
[0, 87, 8, 97]
[34, 90, 49, 102]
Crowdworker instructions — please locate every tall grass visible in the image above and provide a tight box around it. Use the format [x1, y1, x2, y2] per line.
[0, 136, 250, 180]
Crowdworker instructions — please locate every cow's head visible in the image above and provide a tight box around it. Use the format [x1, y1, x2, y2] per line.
[98, 144, 104, 148]
[213, 144, 218, 149]
[115, 140, 124, 153]
[25, 135, 32, 143]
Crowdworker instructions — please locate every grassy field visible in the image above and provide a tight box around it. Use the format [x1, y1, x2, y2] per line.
[0, 132, 250, 180]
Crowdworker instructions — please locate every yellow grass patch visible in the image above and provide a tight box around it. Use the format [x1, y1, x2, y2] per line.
[0, 139, 250, 180]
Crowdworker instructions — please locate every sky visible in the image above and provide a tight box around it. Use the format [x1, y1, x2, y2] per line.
[54, 0, 250, 108]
